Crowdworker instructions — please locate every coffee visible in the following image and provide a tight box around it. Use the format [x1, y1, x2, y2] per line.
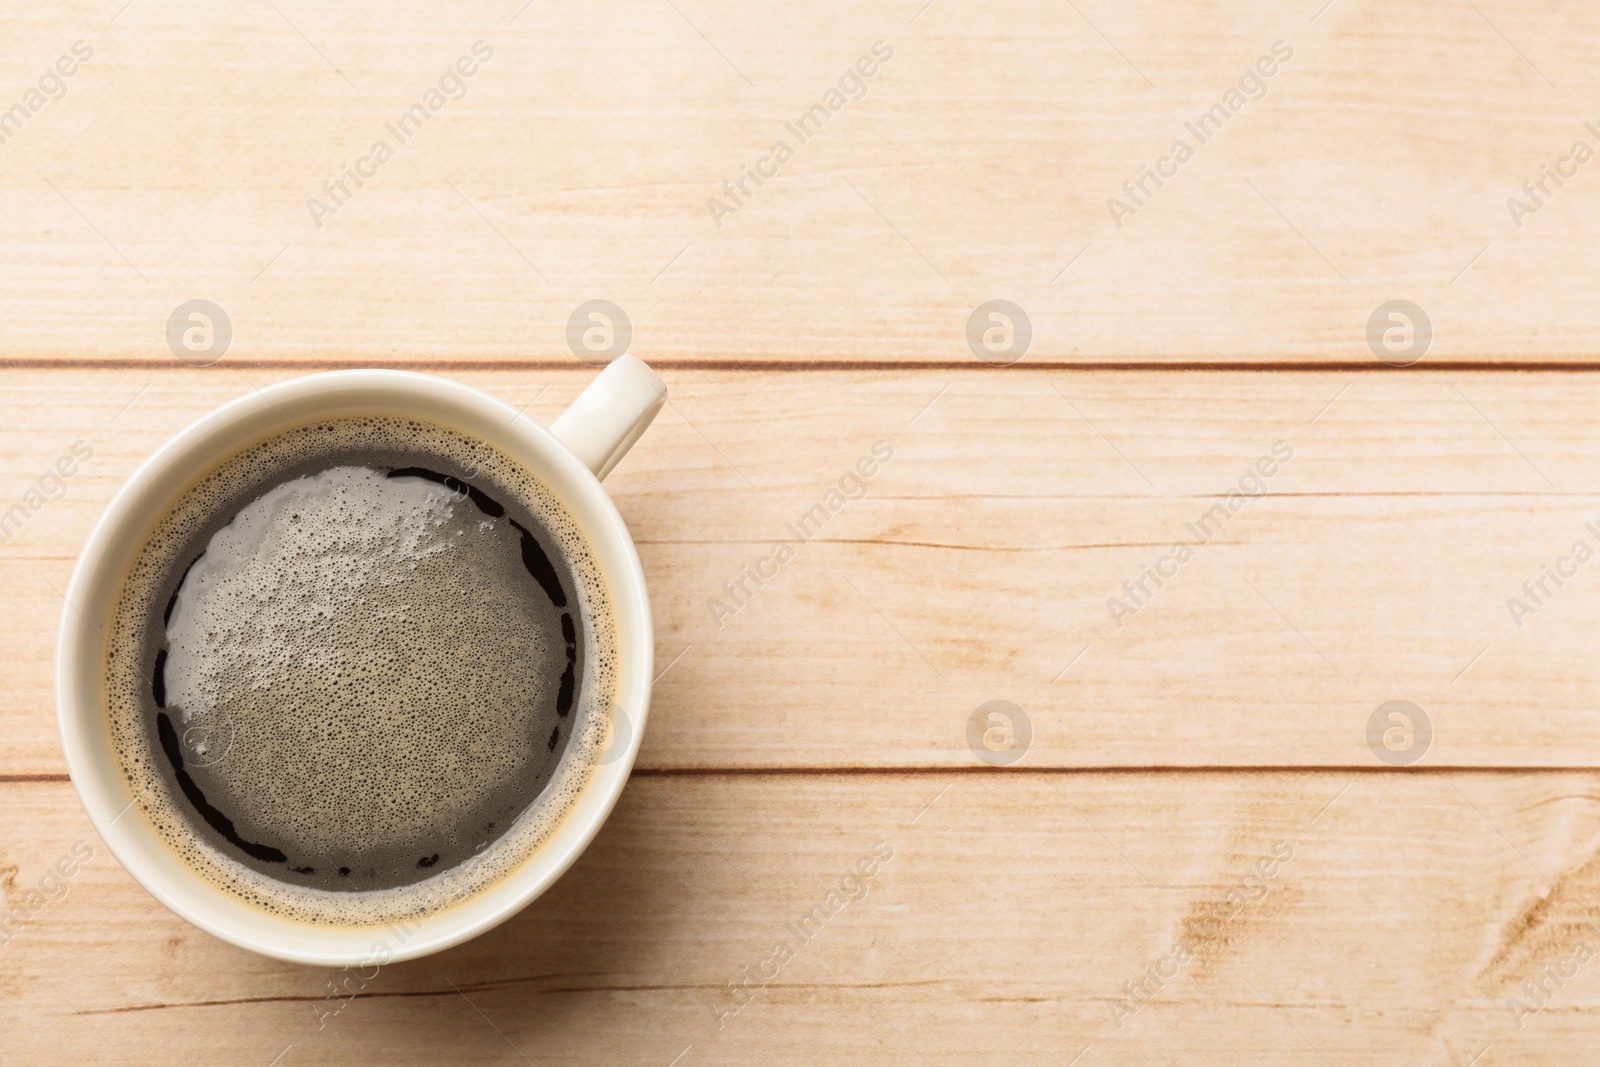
[103, 416, 617, 926]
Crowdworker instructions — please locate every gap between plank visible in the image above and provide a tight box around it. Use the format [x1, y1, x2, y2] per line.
[10, 766, 1600, 786]
[8, 358, 1600, 373]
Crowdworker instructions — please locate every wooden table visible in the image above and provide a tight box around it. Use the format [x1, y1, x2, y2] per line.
[4, 2, 1599, 1063]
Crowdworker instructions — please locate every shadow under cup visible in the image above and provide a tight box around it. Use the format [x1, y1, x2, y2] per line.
[56, 371, 654, 966]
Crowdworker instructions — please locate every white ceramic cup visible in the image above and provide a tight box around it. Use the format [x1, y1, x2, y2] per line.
[55, 356, 667, 966]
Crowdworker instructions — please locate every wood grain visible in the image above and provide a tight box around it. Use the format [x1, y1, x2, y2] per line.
[7, 0, 1600, 1062]
[5, 367, 1600, 775]
[6, 772, 1600, 1066]
[0, 1, 1598, 366]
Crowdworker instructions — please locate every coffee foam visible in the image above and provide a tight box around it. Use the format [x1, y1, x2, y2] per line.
[103, 417, 618, 927]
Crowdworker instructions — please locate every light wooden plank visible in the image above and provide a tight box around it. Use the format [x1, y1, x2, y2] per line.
[0, 2, 1597, 365]
[2, 772, 1598, 1065]
[5, 368, 1600, 772]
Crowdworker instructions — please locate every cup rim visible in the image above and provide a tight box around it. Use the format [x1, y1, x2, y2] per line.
[54, 369, 652, 966]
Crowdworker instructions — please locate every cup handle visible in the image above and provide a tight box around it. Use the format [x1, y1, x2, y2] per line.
[550, 354, 668, 481]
